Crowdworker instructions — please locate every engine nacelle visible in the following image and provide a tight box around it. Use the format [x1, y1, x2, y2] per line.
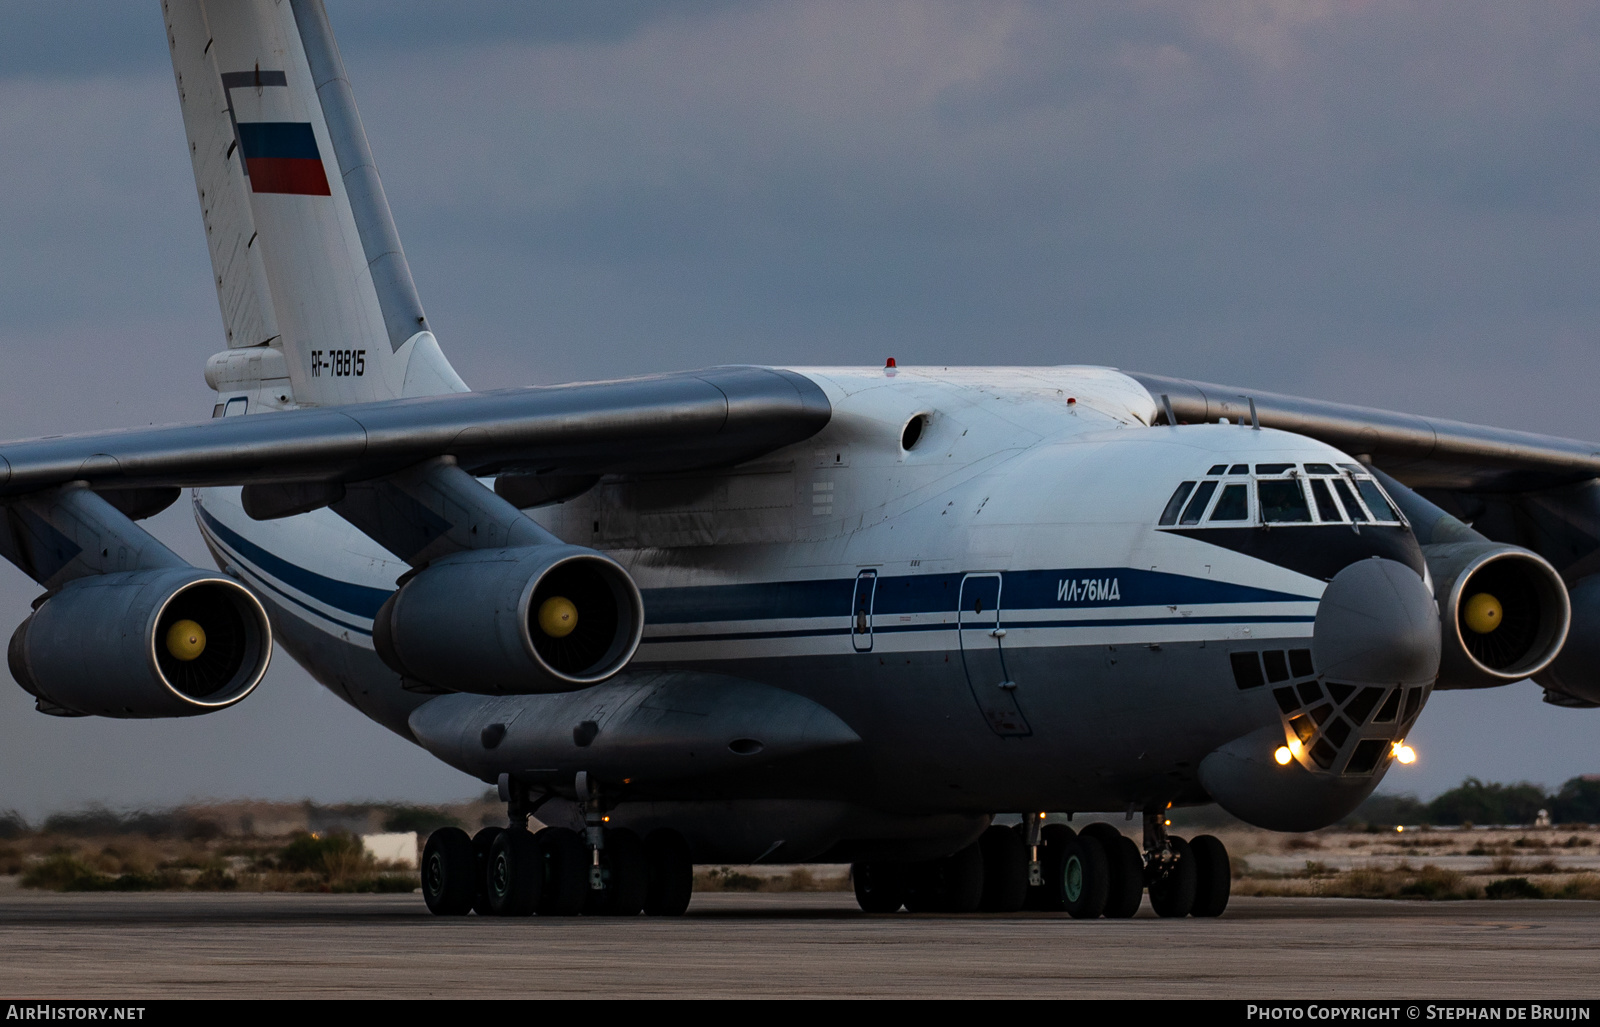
[1534, 574, 1600, 704]
[374, 545, 644, 695]
[8, 569, 272, 718]
[1425, 542, 1570, 689]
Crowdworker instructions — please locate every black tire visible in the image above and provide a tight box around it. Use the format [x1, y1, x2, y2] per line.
[1148, 835, 1198, 918]
[1189, 834, 1232, 918]
[1101, 835, 1145, 919]
[978, 824, 1029, 912]
[943, 840, 986, 913]
[852, 861, 907, 913]
[421, 827, 475, 916]
[643, 829, 694, 917]
[1027, 823, 1075, 912]
[1059, 834, 1109, 919]
[486, 828, 540, 917]
[600, 829, 649, 916]
[903, 842, 985, 913]
[535, 826, 589, 917]
[469, 827, 503, 916]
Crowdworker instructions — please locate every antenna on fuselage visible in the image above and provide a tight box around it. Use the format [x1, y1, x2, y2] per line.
[1161, 394, 1178, 429]
[1248, 397, 1260, 430]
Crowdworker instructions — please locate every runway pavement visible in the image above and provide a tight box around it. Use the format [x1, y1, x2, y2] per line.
[0, 890, 1596, 999]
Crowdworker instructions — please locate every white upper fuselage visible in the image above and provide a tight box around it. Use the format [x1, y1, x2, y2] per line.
[196, 366, 1370, 666]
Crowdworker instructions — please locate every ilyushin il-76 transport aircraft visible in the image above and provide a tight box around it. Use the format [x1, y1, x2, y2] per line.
[4, 0, 1597, 920]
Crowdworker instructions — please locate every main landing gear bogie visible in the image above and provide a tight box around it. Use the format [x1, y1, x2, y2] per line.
[422, 821, 695, 919]
[850, 815, 1232, 920]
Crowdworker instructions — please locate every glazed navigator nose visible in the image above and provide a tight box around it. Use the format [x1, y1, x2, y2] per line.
[1312, 557, 1440, 688]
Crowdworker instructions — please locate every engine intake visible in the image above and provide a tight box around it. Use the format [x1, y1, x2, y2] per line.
[8, 569, 272, 717]
[374, 545, 644, 695]
[1426, 542, 1570, 689]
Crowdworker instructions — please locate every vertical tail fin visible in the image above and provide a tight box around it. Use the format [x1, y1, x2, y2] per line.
[164, 0, 467, 410]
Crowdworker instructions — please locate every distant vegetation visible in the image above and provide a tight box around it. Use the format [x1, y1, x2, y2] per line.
[1353, 775, 1600, 828]
[0, 798, 499, 893]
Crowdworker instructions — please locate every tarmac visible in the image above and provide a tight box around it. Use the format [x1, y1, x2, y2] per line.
[0, 891, 1598, 999]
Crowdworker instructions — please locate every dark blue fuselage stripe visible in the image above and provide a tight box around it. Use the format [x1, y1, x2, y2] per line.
[643, 614, 1316, 645]
[202, 524, 377, 636]
[196, 504, 1319, 639]
[197, 506, 393, 619]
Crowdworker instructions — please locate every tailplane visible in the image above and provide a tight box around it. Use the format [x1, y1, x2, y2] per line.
[164, 0, 467, 412]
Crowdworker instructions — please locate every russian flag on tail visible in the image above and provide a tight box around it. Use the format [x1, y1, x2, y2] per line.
[237, 122, 331, 196]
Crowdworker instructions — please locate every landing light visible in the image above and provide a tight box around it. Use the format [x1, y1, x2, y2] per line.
[1287, 738, 1304, 759]
[1392, 741, 1417, 765]
[1274, 746, 1293, 765]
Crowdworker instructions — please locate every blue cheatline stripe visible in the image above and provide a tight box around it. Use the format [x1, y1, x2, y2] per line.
[197, 505, 1318, 637]
[642, 614, 1316, 645]
[236, 122, 321, 160]
[196, 506, 393, 620]
[642, 567, 1315, 624]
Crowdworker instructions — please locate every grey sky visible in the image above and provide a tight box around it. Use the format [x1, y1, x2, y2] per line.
[0, 1, 1595, 815]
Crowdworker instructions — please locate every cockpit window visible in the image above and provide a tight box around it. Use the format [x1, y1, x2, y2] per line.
[1309, 478, 1343, 522]
[1356, 479, 1400, 522]
[1209, 483, 1250, 522]
[1159, 482, 1196, 526]
[1159, 464, 1404, 530]
[1180, 480, 1219, 525]
[1258, 480, 1312, 523]
[1332, 478, 1368, 522]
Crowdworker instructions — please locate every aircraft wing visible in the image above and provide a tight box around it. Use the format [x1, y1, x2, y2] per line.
[1130, 372, 1600, 492]
[0, 366, 830, 501]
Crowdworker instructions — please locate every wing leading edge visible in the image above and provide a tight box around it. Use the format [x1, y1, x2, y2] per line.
[0, 367, 830, 503]
[1130, 371, 1600, 492]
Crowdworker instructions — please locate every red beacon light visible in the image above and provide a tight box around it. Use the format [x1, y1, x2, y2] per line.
[885, 357, 897, 368]
[1066, 397, 1077, 405]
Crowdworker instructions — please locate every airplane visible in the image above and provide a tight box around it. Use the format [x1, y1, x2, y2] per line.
[2, 0, 1594, 920]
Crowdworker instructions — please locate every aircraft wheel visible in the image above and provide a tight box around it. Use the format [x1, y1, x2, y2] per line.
[486, 828, 540, 917]
[598, 829, 648, 916]
[852, 861, 907, 913]
[978, 824, 1029, 912]
[469, 827, 503, 916]
[1078, 824, 1142, 919]
[943, 839, 986, 912]
[643, 829, 694, 916]
[1101, 835, 1145, 918]
[1059, 834, 1109, 920]
[1025, 824, 1074, 911]
[903, 841, 985, 913]
[1149, 835, 1198, 918]
[421, 827, 475, 916]
[535, 827, 589, 916]
[1189, 834, 1232, 918]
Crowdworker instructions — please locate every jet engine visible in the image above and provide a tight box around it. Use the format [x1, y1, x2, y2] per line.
[8, 568, 272, 718]
[1425, 542, 1570, 690]
[1534, 575, 1600, 705]
[373, 545, 644, 695]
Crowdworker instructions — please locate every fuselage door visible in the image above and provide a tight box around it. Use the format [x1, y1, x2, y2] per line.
[957, 572, 1032, 737]
[851, 569, 878, 652]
